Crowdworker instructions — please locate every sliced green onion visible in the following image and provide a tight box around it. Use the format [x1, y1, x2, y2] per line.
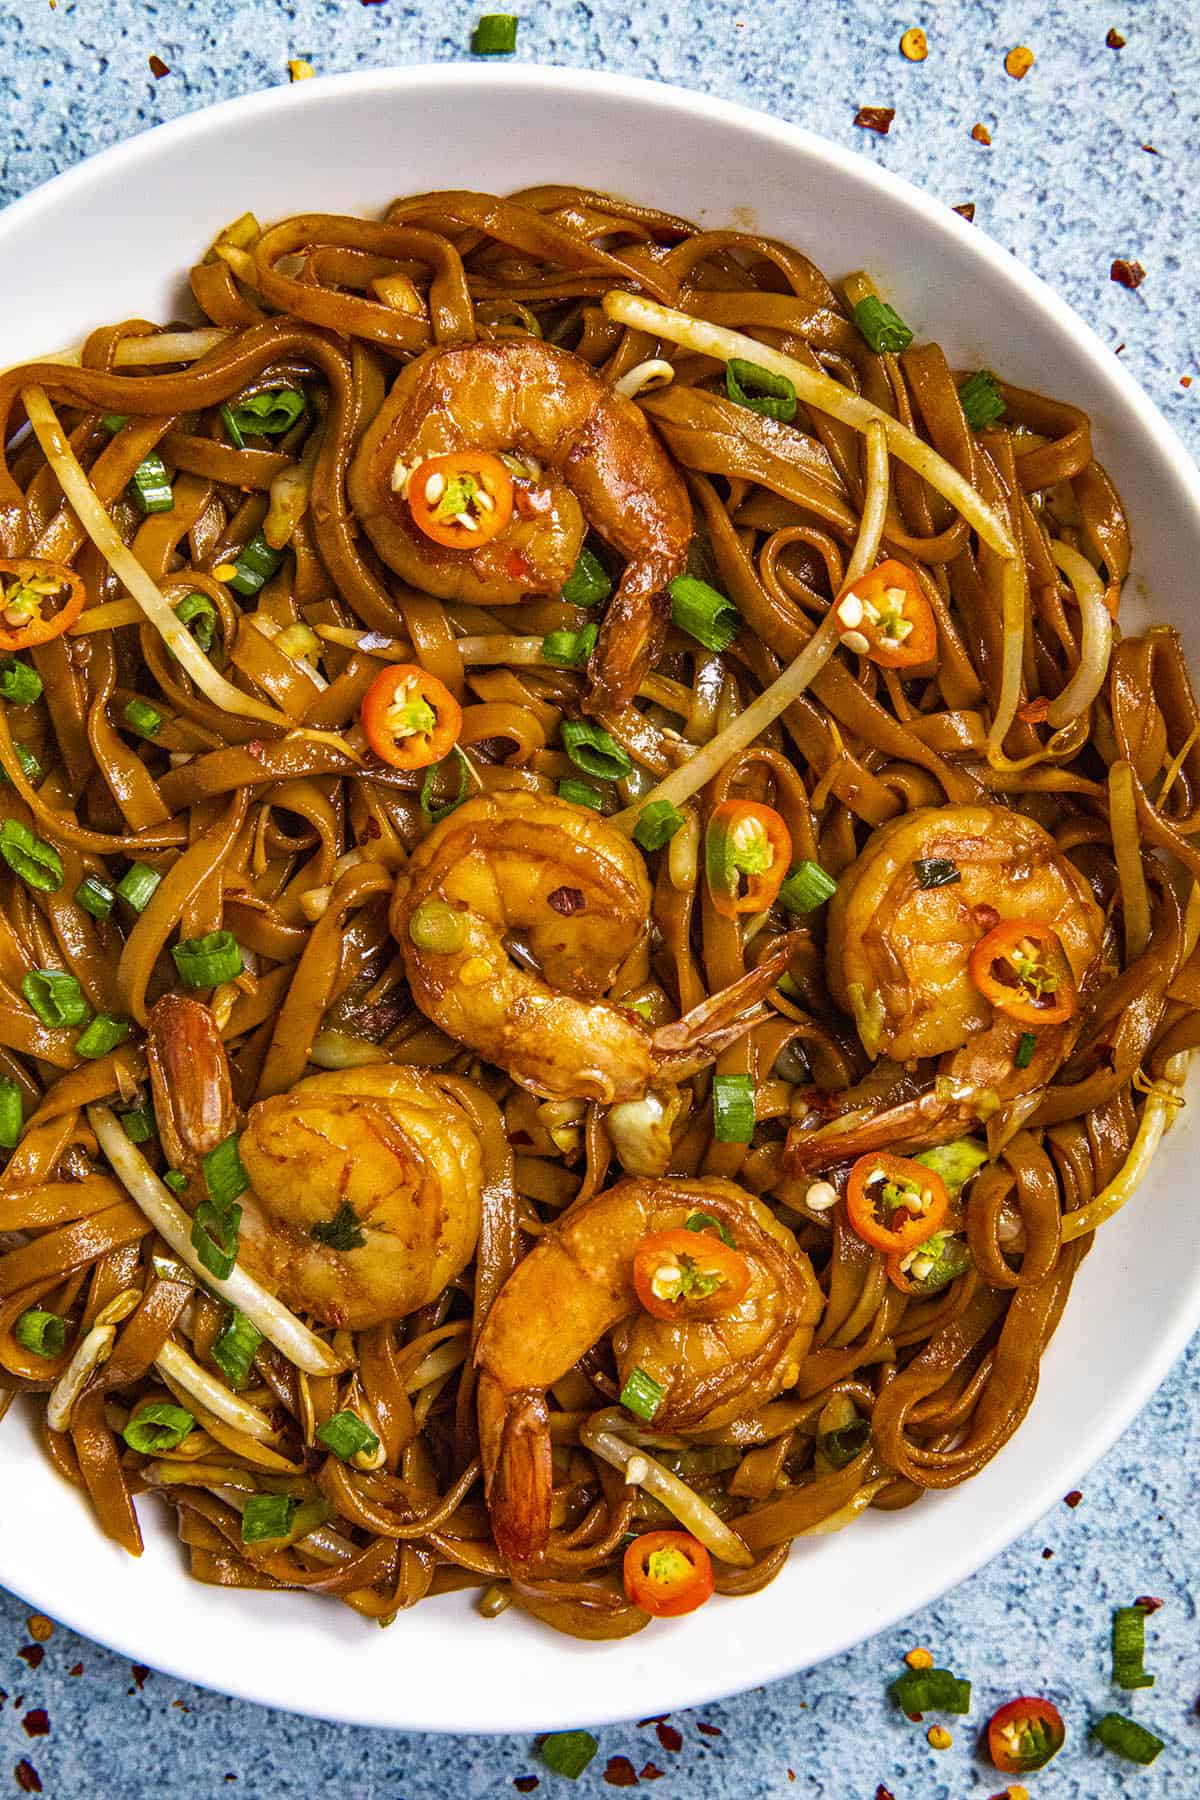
[122, 698, 162, 739]
[619, 1365, 665, 1424]
[211, 1309, 264, 1391]
[685, 1210, 735, 1248]
[241, 1493, 298, 1544]
[311, 1200, 366, 1251]
[116, 862, 162, 912]
[541, 621, 598, 668]
[171, 929, 244, 988]
[779, 860, 837, 914]
[191, 1196, 242, 1281]
[228, 389, 306, 437]
[539, 1731, 598, 1779]
[102, 413, 129, 434]
[15, 1309, 68, 1358]
[75, 874, 116, 919]
[203, 1134, 250, 1208]
[819, 1416, 871, 1470]
[713, 1072, 755, 1144]
[129, 453, 174, 516]
[913, 857, 960, 890]
[75, 1014, 131, 1060]
[225, 531, 283, 598]
[419, 744, 471, 824]
[163, 1169, 188, 1194]
[0, 1076, 23, 1149]
[472, 13, 519, 54]
[633, 799, 686, 851]
[912, 1138, 988, 1195]
[891, 1667, 972, 1716]
[316, 1409, 381, 1461]
[22, 968, 88, 1028]
[853, 295, 914, 355]
[1112, 1606, 1155, 1690]
[117, 1103, 155, 1144]
[560, 547, 612, 606]
[123, 1401, 194, 1455]
[1014, 1031, 1036, 1070]
[557, 777, 605, 811]
[725, 357, 797, 422]
[958, 369, 1006, 431]
[176, 592, 218, 654]
[1, 819, 63, 892]
[0, 659, 43, 705]
[219, 404, 245, 451]
[1091, 1713, 1164, 1765]
[561, 719, 632, 781]
[668, 574, 741, 653]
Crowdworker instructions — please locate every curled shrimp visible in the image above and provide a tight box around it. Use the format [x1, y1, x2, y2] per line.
[786, 804, 1106, 1172]
[147, 994, 484, 1328]
[390, 790, 804, 1103]
[474, 1175, 822, 1565]
[347, 338, 692, 711]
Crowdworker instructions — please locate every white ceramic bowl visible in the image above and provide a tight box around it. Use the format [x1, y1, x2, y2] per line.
[2, 65, 1199, 1734]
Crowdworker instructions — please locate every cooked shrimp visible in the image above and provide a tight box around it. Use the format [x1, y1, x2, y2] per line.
[474, 1176, 822, 1565]
[787, 804, 1106, 1172]
[147, 994, 484, 1328]
[347, 338, 692, 710]
[391, 790, 802, 1103]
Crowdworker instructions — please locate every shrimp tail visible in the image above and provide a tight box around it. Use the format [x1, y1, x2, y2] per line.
[477, 1369, 553, 1567]
[584, 580, 671, 715]
[146, 993, 240, 1171]
[654, 929, 808, 1061]
[783, 1088, 972, 1175]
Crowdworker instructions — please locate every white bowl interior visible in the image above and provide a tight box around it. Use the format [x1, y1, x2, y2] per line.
[2, 67, 1199, 1733]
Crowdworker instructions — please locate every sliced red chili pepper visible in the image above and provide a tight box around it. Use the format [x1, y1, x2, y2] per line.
[0, 557, 86, 652]
[846, 1152, 949, 1255]
[632, 1227, 752, 1322]
[623, 1530, 714, 1618]
[833, 559, 937, 669]
[704, 800, 792, 919]
[969, 918, 1077, 1026]
[986, 1696, 1066, 1772]
[406, 450, 513, 549]
[360, 663, 462, 770]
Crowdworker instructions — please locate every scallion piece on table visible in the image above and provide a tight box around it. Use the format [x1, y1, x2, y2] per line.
[241, 1493, 298, 1544]
[316, 1410, 381, 1462]
[129, 453, 174, 516]
[541, 622, 598, 668]
[176, 592, 218, 653]
[123, 698, 162, 739]
[1014, 1031, 1036, 1070]
[0, 659, 43, 705]
[1091, 1713, 1164, 1765]
[958, 369, 1006, 431]
[75, 1013, 131, 1060]
[1111, 1605, 1155, 1690]
[1, 819, 63, 892]
[891, 1667, 972, 1716]
[561, 547, 611, 606]
[853, 295, 914, 354]
[471, 13, 519, 55]
[778, 859, 837, 914]
[171, 929, 244, 988]
[0, 1077, 23, 1149]
[725, 356, 798, 422]
[229, 389, 306, 437]
[116, 862, 162, 912]
[619, 1365, 665, 1423]
[123, 1402, 195, 1455]
[211, 1309, 264, 1391]
[75, 874, 116, 920]
[117, 1103, 155, 1144]
[633, 798, 686, 851]
[15, 1309, 68, 1358]
[22, 968, 88, 1028]
[557, 777, 605, 811]
[225, 531, 283, 598]
[713, 1072, 755, 1144]
[913, 857, 960, 890]
[668, 573, 741, 653]
[561, 719, 632, 781]
[539, 1731, 599, 1779]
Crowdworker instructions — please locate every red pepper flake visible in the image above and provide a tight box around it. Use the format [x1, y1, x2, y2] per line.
[68, 1665, 83, 1678]
[876, 1787, 897, 1800]
[1042, 1547, 1054, 1559]
[25, 1620, 52, 1646]
[637, 1716, 667, 1728]
[1111, 259, 1147, 289]
[1018, 696, 1051, 724]
[21, 1711, 49, 1740]
[1182, 376, 1193, 389]
[14, 1763, 42, 1795]
[360, 0, 388, 6]
[696, 1722, 722, 1737]
[131, 1664, 150, 1690]
[547, 885, 586, 916]
[1135, 1595, 1165, 1612]
[1064, 1489, 1083, 1507]
[655, 1723, 683, 1755]
[1115, 343, 1126, 355]
[15, 1649, 43, 1671]
[1142, 144, 1161, 155]
[953, 202, 976, 222]
[172, 1700, 190, 1713]
[506, 550, 532, 580]
[971, 122, 992, 145]
[854, 106, 895, 134]
[148, 54, 170, 78]
[602, 1757, 639, 1788]
[1106, 27, 1126, 48]
[514, 1780, 539, 1794]
[638, 1769, 665, 1783]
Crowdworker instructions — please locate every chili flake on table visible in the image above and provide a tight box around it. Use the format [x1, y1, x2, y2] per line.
[1111, 259, 1147, 289]
[972, 122, 993, 145]
[1004, 45, 1035, 78]
[854, 106, 895, 134]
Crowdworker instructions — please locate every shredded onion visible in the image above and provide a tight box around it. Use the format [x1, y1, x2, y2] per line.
[985, 556, 1027, 762]
[1061, 1054, 1188, 1242]
[797, 1476, 889, 1535]
[113, 329, 231, 368]
[581, 1407, 754, 1567]
[155, 1338, 278, 1441]
[1045, 539, 1114, 728]
[843, 418, 890, 587]
[1109, 760, 1152, 962]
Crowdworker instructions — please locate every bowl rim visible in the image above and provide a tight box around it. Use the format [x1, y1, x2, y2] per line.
[2, 60, 1199, 1734]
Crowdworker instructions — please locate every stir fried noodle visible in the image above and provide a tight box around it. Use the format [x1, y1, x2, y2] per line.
[0, 188, 1196, 1638]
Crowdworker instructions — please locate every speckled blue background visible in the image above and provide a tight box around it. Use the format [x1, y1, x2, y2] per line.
[1, 3, 1198, 1795]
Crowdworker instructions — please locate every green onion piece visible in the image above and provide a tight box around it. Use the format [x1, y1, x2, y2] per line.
[539, 1731, 599, 1779]
[22, 968, 88, 1028]
[75, 874, 116, 919]
[1014, 1031, 1036, 1070]
[0, 659, 43, 705]
[171, 929, 244, 988]
[853, 295, 914, 355]
[633, 799, 686, 851]
[117, 1103, 155, 1144]
[668, 573, 741, 653]
[558, 777, 606, 811]
[1091, 1713, 1164, 1765]
[0, 1076, 22, 1149]
[191, 1196, 242, 1281]
[129, 452, 174, 516]
[211, 1309, 264, 1391]
[725, 357, 798, 422]
[541, 622, 599, 668]
[912, 1138, 988, 1195]
[122, 698, 162, 739]
[229, 388, 306, 437]
[891, 1667, 972, 1716]
[913, 857, 960, 890]
[116, 862, 162, 912]
[225, 531, 283, 598]
[1112, 1606, 1155, 1690]
[102, 413, 129, 434]
[163, 1169, 188, 1193]
[685, 1210, 736, 1248]
[219, 404, 246, 450]
[820, 1416, 872, 1470]
[561, 546, 612, 606]
[316, 1410, 381, 1462]
[203, 1134, 250, 1207]
[241, 1493, 298, 1544]
[713, 1072, 755, 1144]
[176, 592, 218, 654]
[619, 1365, 665, 1424]
[3, 741, 42, 787]
[561, 719, 632, 781]
[1, 819, 64, 892]
[419, 745, 471, 824]
[778, 860, 837, 914]
[311, 1200, 366, 1251]
[472, 13, 519, 55]
[123, 1401, 195, 1455]
[15, 1309, 68, 1358]
[905, 1230, 971, 1293]
[958, 369, 1006, 431]
[75, 1014, 131, 1060]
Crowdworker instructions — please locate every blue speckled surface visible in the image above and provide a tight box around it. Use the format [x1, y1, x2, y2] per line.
[1, 3, 1198, 1794]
